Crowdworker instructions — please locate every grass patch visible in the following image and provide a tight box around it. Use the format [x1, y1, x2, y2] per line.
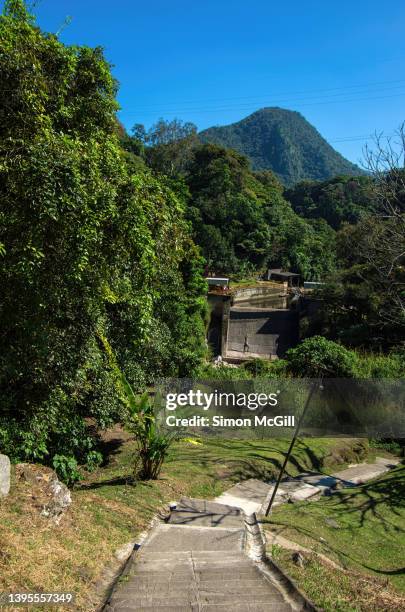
[229, 278, 281, 290]
[264, 465, 405, 610]
[272, 546, 405, 612]
[0, 436, 372, 610]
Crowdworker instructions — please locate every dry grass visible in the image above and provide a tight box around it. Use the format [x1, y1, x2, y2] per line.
[0, 477, 136, 610]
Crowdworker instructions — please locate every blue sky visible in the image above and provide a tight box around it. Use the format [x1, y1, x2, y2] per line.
[12, 1, 405, 164]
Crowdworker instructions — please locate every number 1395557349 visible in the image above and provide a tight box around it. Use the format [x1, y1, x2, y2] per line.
[0, 592, 75, 606]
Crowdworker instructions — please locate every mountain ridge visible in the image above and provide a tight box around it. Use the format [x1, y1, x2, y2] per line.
[199, 107, 364, 186]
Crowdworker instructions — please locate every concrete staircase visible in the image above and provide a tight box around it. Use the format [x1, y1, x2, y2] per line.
[105, 498, 296, 611]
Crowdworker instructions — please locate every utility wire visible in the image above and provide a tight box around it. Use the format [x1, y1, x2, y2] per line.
[120, 81, 405, 114]
[120, 78, 405, 110]
[121, 91, 405, 116]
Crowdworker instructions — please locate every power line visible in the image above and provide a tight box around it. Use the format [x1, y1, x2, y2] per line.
[119, 78, 405, 110]
[120, 90, 405, 116]
[331, 133, 396, 143]
[119, 80, 405, 115]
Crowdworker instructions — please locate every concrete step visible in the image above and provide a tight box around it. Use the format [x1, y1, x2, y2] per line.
[109, 596, 290, 607]
[333, 458, 400, 484]
[108, 536, 295, 611]
[115, 585, 283, 599]
[143, 523, 244, 552]
[176, 497, 243, 515]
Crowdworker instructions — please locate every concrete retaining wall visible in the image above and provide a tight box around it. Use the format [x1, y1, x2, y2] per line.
[232, 284, 286, 305]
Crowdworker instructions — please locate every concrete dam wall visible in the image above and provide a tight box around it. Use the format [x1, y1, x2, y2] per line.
[224, 307, 299, 360]
[207, 282, 301, 361]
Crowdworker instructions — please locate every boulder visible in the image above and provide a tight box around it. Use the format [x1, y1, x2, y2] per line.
[0, 454, 11, 497]
[15, 463, 72, 523]
[41, 478, 72, 523]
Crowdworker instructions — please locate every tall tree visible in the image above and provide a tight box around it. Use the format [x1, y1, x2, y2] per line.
[0, 3, 206, 470]
[125, 118, 199, 176]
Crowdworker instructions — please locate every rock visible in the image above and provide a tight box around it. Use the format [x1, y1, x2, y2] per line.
[325, 517, 340, 529]
[0, 454, 11, 497]
[114, 542, 135, 563]
[41, 478, 72, 524]
[16, 462, 53, 485]
[15, 463, 71, 523]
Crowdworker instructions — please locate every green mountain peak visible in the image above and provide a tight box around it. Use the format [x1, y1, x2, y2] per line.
[199, 107, 364, 186]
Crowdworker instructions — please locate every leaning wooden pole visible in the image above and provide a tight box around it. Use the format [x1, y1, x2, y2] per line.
[264, 380, 319, 517]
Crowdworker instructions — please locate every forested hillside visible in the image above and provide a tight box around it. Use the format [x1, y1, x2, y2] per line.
[199, 108, 363, 185]
[285, 175, 376, 229]
[123, 122, 336, 280]
[125, 116, 405, 350]
[184, 144, 335, 278]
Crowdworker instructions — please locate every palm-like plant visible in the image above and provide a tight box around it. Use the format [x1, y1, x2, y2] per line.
[125, 393, 174, 480]
[98, 331, 174, 480]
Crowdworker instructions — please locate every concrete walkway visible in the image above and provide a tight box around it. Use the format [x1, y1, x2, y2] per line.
[105, 456, 398, 611]
[215, 456, 399, 515]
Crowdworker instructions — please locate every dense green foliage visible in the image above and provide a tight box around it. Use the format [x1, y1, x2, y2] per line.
[130, 118, 199, 176]
[122, 124, 338, 279]
[125, 393, 174, 481]
[285, 336, 404, 378]
[313, 205, 405, 349]
[184, 144, 336, 278]
[199, 339, 405, 380]
[285, 175, 376, 230]
[1, 2, 403, 489]
[0, 4, 207, 475]
[285, 336, 358, 377]
[199, 108, 363, 186]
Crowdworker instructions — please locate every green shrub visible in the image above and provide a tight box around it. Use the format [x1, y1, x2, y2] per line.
[369, 439, 403, 455]
[52, 455, 81, 487]
[242, 358, 273, 376]
[243, 358, 288, 378]
[355, 352, 405, 378]
[196, 363, 253, 380]
[286, 336, 358, 377]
